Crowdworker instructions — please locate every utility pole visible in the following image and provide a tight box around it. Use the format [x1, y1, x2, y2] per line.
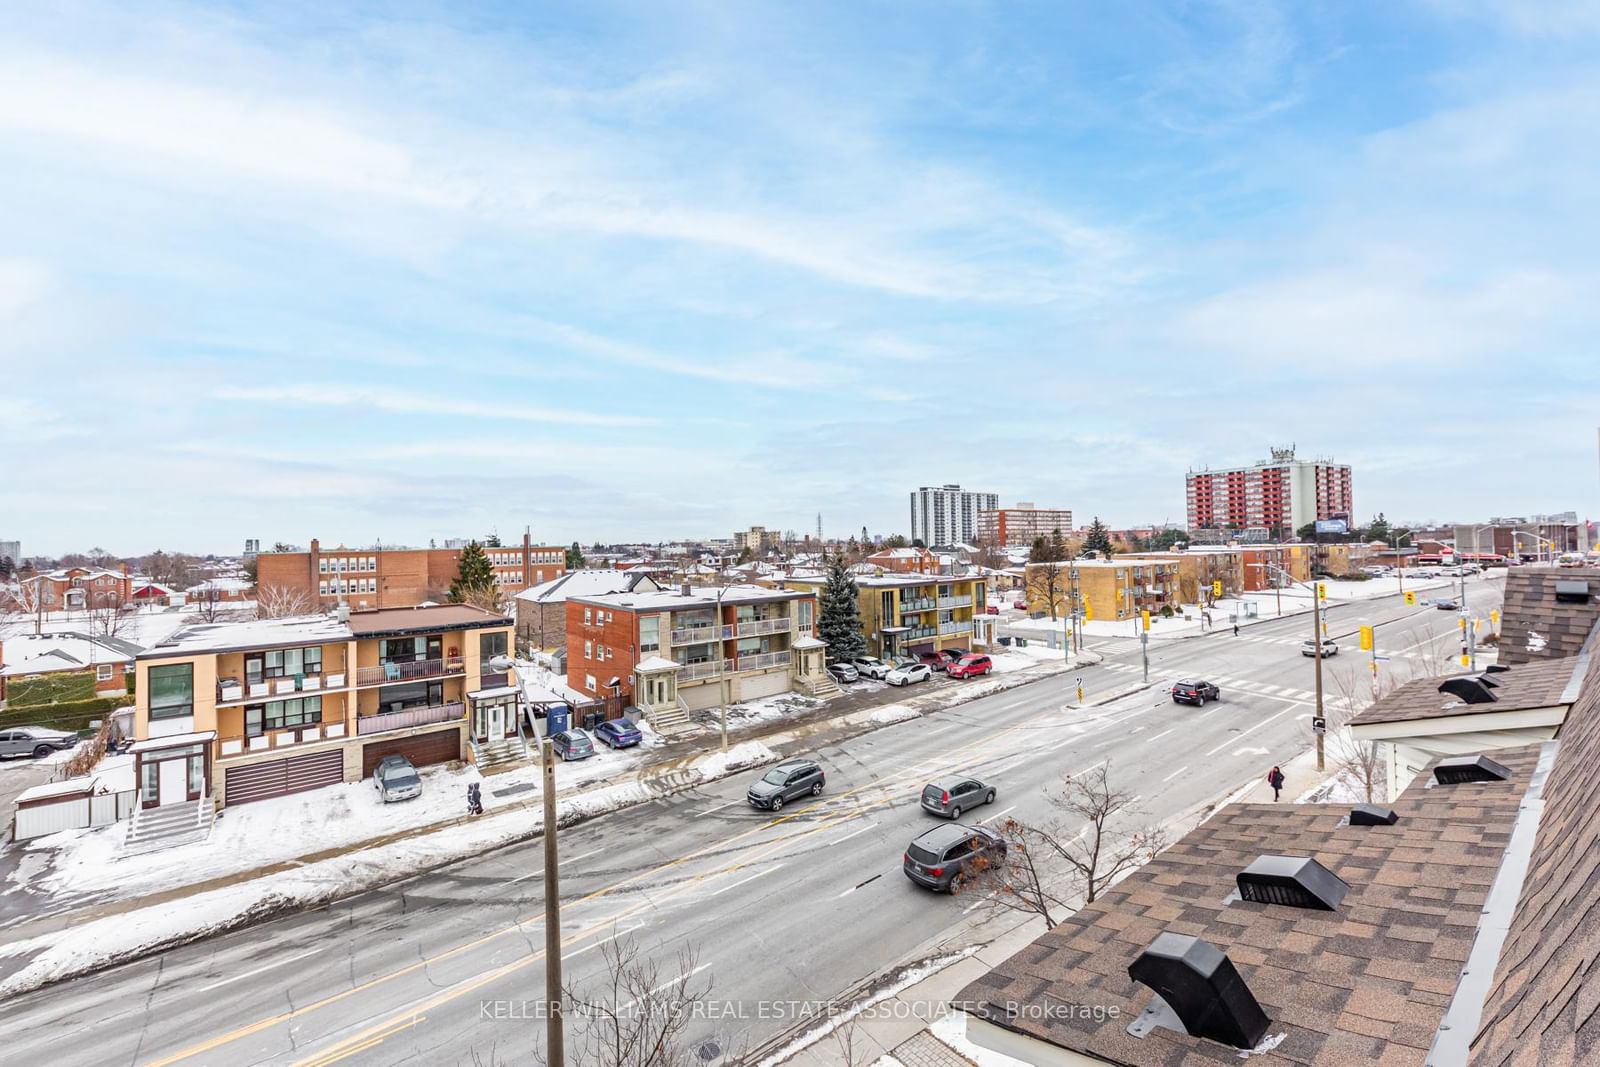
[1312, 579, 1326, 772]
[715, 585, 730, 751]
[541, 732, 564, 1065]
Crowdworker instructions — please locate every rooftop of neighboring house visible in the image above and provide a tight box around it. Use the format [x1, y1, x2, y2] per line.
[142, 604, 510, 658]
[23, 566, 128, 583]
[867, 547, 935, 560]
[790, 572, 985, 589]
[514, 569, 659, 605]
[1496, 566, 1600, 665]
[0, 631, 144, 677]
[185, 577, 254, 594]
[344, 604, 512, 638]
[955, 745, 1546, 1065]
[569, 583, 813, 612]
[1349, 656, 1588, 727]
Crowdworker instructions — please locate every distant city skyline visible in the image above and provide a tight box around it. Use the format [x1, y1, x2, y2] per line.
[2, 3, 1597, 554]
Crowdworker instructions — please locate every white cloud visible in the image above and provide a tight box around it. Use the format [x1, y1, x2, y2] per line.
[212, 385, 653, 427]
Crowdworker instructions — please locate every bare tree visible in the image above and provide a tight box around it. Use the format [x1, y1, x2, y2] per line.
[86, 589, 131, 639]
[1024, 561, 1068, 621]
[254, 584, 316, 619]
[192, 583, 225, 623]
[532, 931, 734, 1067]
[961, 762, 1167, 926]
[1321, 665, 1388, 804]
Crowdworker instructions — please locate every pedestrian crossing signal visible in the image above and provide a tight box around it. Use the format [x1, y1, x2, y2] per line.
[1403, 591, 1416, 606]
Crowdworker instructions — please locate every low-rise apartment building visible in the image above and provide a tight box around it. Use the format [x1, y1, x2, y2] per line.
[1121, 548, 1244, 603]
[1025, 559, 1180, 621]
[514, 570, 663, 652]
[255, 533, 566, 610]
[565, 585, 830, 723]
[21, 566, 133, 611]
[976, 505, 1074, 548]
[786, 573, 993, 660]
[1240, 543, 1313, 590]
[130, 604, 515, 813]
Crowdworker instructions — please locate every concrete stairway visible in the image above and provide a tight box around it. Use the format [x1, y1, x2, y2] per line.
[646, 700, 693, 735]
[475, 738, 530, 775]
[123, 798, 214, 856]
[796, 674, 842, 700]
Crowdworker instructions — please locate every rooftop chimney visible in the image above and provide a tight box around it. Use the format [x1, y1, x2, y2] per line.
[681, 581, 692, 597]
[1350, 804, 1399, 826]
[1236, 855, 1348, 911]
[1438, 677, 1499, 705]
[1127, 933, 1269, 1050]
[1433, 754, 1511, 784]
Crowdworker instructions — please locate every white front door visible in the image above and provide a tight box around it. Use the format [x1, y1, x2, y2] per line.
[158, 759, 188, 805]
[488, 701, 506, 740]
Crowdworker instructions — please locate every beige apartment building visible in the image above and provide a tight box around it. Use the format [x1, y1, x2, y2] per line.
[1025, 559, 1180, 621]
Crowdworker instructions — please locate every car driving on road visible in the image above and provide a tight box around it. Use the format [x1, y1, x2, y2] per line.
[1301, 638, 1339, 657]
[903, 823, 1006, 892]
[887, 661, 934, 686]
[1171, 680, 1220, 706]
[372, 754, 422, 803]
[746, 758, 825, 811]
[1435, 598, 1460, 611]
[920, 775, 996, 819]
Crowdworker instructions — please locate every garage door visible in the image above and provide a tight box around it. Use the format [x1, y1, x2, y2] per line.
[740, 670, 790, 701]
[224, 749, 346, 806]
[362, 727, 461, 778]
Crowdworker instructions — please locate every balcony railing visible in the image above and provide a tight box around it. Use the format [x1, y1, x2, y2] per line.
[937, 595, 973, 609]
[734, 617, 792, 638]
[938, 622, 974, 636]
[670, 624, 731, 645]
[217, 719, 349, 759]
[356, 656, 465, 687]
[900, 598, 935, 612]
[735, 650, 792, 672]
[678, 660, 722, 682]
[900, 625, 937, 641]
[218, 671, 346, 703]
[357, 701, 465, 736]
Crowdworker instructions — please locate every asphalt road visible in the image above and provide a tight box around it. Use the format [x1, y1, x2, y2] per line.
[0, 577, 1503, 1066]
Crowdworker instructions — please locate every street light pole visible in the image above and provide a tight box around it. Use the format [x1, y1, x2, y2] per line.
[1254, 561, 1327, 772]
[541, 731, 564, 1065]
[714, 584, 730, 752]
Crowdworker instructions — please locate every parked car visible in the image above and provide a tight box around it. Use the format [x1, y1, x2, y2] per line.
[1301, 639, 1339, 657]
[1435, 598, 1460, 611]
[372, 754, 422, 803]
[746, 758, 825, 811]
[887, 662, 934, 686]
[903, 823, 1006, 892]
[0, 726, 81, 760]
[551, 729, 596, 761]
[1171, 680, 1220, 706]
[947, 654, 993, 679]
[920, 775, 997, 819]
[852, 656, 891, 680]
[826, 662, 860, 685]
[889, 655, 919, 671]
[594, 717, 643, 749]
[938, 649, 967, 664]
[1012, 600, 1027, 610]
[985, 605, 1000, 615]
[917, 650, 946, 667]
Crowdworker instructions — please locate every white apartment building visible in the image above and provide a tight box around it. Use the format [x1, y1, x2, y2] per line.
[910, 485, 998, 547]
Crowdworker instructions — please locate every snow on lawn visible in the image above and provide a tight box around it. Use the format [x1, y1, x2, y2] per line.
[22, 742, 649, 902]
[712, 692, 823, 729]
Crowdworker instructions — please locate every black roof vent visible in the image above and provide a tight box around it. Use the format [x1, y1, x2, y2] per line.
[1236, 855, 1348, 911]
[1438, 677, 1498, 705]
[1554, 579, 1591, 603]
[1350, 804, 1399, 826]
[1127, 933, 1269, 1050]
[1434, 754, 1512, 784]
[1483, 663, 1511, 674]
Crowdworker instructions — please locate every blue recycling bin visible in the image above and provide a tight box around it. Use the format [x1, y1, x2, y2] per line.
[545, 704, 570, 736]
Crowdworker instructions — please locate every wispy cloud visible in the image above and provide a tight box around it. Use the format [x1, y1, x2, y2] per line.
[212, 385, 654, 427]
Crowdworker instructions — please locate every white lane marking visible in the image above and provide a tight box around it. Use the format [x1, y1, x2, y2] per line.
[709, 863, 787, 897]
[511, 847, 603, 883]
[921, 721, 969, 738]
[1160, 765, 1188, 784]
[193, 948, 322, 994]
[828, 824, 873, 846]
[694, 801, 738, 818]
[1203, 705, 1299, 757]
[563, 923, 647, 962]
[978, 804, 1017, 825]
[1148, 727, 1176, 742]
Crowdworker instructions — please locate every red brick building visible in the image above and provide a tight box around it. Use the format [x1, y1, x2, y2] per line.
[20, 566, 133, 612]
[1186, 447, 1352, 534]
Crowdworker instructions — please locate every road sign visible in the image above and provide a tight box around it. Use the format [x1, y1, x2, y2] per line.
[1359, 625, 1374, 650]
[1315, 519, 1349, 535]
[1312, 716, 1327, 735]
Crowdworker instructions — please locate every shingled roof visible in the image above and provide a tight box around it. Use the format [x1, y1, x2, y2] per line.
[1497, 566, 1600, 666]
[1349, 657, 1585, 726]
[956, 748, 1542, 1065]
[1470, 640, 1600, 1065]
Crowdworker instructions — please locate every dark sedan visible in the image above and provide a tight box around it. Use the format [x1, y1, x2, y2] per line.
[594, 718, 643, 749]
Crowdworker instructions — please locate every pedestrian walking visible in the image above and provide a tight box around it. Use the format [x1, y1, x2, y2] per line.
[1233, 623, 1240, 637]
[1267, 765, 1285, 802]
[467, 781, 483, 816]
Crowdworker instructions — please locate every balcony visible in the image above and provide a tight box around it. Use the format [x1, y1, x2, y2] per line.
[218, 672, 346, 704]
[676, 649, 794, 681]
[900, 598, 935, 613]
[217, 719, 349, 759]
[735, 650, 792, 672]
[938, 621, 974, 636]
[900, 625, 937, 641]
[678, 660, 722, 682]
[357, 701, 466, 736]
[670, 623, 731, 645]
[937, 595, 972, 609]
[355, 656, 465, 687]
[734, 617, 792, 638]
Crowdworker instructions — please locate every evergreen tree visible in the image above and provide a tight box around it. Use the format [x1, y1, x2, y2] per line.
[0, 555, 13, 580]
[882, 534, 909, 549]
[565, 541, 586, 569]
[1151, 528, 1188, 550]
[1084, 517, 1114, 559]
[449, 541, 498, 608]
[1049, 527, 1070, 561]
[1366, 513, 1392, 543]
[1296, 522, 1318, 542]
[817, 554, 867, 663]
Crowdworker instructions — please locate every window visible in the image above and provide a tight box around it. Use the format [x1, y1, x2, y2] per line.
[480, 631, 508, 661]
[96, 664, 114, 681]
[584, 607, 593, 625]
[382, 637, 425, 662]
[319, 558, 328, 574]
[585, 674, 597, 692]
[584, 640, 594, 659]
[798, 601, 814, 634]
[639, 616, 660, 653]
[148, 663, 194, 720]
[319, 581, 328, 596]
[244, 696, 323, 737]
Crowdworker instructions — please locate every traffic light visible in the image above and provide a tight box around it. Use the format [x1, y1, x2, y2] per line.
[1212, 579, 1223, 597]
[1359, 625, 1373, 651]
[1317, 583, 1326, 599]
[1141, 609, 1150, 631]
[1404, 591, 1416, 606]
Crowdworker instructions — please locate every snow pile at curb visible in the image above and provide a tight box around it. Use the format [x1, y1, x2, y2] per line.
[869, 704, 921, 725]
[693, 740, 777, 780]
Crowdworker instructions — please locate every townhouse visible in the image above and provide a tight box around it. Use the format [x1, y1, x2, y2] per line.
[564, 584, 830, 727]
[129, 604, 516, 815]
[785, 572, 993, 661]
[255, 532, 566, 610]
[1024, 559, 1180, 621]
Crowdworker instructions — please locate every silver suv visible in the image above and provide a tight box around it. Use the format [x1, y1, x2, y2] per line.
[746, 758, 825, 811]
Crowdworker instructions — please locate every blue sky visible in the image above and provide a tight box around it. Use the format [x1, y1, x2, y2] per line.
[2, 1, 1596, 555]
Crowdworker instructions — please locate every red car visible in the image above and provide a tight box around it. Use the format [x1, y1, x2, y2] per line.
[917, 650, 946, 668]
[1012, 600, 1027, 610]
[947, 654, 994, 679]
[985, 605, 1000, 615]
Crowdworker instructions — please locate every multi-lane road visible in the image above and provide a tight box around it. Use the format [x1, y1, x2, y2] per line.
[0, 576, 1502, 1066]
